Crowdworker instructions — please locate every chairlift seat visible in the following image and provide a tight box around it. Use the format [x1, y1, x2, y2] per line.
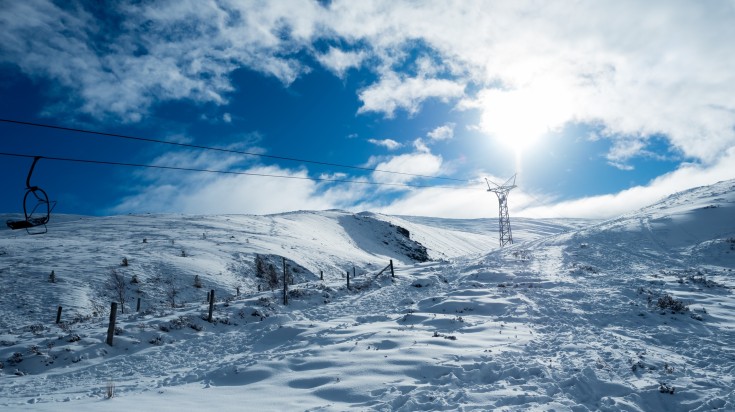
[6, 219, 35, 230]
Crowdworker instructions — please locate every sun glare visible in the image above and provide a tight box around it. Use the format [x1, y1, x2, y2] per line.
[479, 81, 573, 158]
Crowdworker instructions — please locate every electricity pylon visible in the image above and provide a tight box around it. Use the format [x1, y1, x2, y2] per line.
[486, 174, 517, 247]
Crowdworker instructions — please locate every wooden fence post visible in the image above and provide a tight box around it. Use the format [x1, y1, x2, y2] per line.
[320, 270, 323, 281]
[136, 297, 141, 312]
[56, 306, 62, 324]
[283, 257, 288, 305]
[208, 289, 215, 322]
[347, 269, 350, 289]
[106, 302, 117, 346]
[390, 259, 394, 278]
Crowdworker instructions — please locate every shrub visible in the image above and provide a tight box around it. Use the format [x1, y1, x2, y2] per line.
[656, 294, 689, 313]
[166, 281, 178, 308]
[108, 269, 128, 314]
[255, 254, 266, 278]
[121, 257, 128, 267]
[193, 275, 203, 288]
[659, 383, 675, 394]
[267, 264, 278, 288]
[48, 270, 56, 283]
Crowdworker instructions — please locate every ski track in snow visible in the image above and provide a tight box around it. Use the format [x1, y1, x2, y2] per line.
[1, 181, 734, 411]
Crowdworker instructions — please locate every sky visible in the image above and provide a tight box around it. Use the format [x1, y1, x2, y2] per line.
[1, 0, 734, 219]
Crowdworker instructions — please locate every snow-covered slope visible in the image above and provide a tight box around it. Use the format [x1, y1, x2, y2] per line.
[367, 212, 592, 260]
[0, 181, 733, 411]
[0, 209, 580, 331]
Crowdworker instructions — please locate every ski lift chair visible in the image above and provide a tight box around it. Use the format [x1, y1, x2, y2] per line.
[6, 157, 56, 234]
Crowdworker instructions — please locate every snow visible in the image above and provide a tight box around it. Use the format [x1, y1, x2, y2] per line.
[1, 180, 734, 411]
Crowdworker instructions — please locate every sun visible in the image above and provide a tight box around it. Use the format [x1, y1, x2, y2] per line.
[477, 81, 573, 158]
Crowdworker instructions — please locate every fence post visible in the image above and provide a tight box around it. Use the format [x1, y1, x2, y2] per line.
[283, 257, 288, 305]
[208, 289, 215, 322]
[136, 297, 141, 312]
[106, 302, 117, 346]
[320, 270, 323, 281]
[56, 306, 63, 324]
[390, 259, 394, 278]
[347, 269, 350, 289]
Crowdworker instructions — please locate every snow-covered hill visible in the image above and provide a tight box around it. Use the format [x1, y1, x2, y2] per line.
[0, 181, 733, 411]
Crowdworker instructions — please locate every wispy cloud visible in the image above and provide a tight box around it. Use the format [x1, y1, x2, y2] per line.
[4, 0, 735, 215]
[367, 138, 402, 150]
[316, 47, 367, 78]
[605, 138, 647, 170]
[357, 74, 465, 117]
[4, 1, 735, 163]
[369, 151, 443, 186]
[518, 148, 735, 219]
[110, 141, 735, 219]
[427, 123, 455, 141]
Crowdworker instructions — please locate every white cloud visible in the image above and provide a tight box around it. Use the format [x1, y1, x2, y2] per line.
[111, 144, 735, 220]
[316, 47, 367, 77]
[370, 151, 443, 185]
[5, 1, 735, 164]
[112, 148, 357, 215]
[4, 0, 735, 208]
[412, 138, 430, 153]
[518, 147, 735, 219]
[427, 123, 455, 141]
[367, 148, 735, 219]
[324, 1, 735, 162]
[114, 165, 333, 215]
[367, 138, 402, 150]
[605, 138, 646, 170]
[0, 0, 320, 121]
[357, 74, 465, 117]
[369, 184, 490, 218]
[223, 113, 232, 123]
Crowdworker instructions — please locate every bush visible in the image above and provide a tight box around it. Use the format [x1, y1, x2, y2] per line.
[659, 383, 675, 394]
[108, 269, 128, 314]
[656, 294, 689, 313]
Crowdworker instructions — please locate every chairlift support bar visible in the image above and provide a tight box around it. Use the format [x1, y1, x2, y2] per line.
[6, 156, 56, 234]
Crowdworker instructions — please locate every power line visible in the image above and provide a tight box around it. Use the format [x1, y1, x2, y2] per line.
[0, 118, 474, 183]
[0, 151, 483, 190]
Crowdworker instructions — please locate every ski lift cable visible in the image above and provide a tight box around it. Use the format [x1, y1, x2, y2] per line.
[0, 151, 484, 190]
[0, 118, 477, 183]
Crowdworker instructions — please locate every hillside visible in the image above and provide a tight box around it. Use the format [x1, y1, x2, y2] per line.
[0, 181, 734, 411]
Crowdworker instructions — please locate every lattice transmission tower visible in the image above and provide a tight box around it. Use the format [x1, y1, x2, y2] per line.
[486, 174, 517, 247]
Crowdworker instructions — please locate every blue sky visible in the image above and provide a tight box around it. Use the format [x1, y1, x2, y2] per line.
[1, 1, 734, 219]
